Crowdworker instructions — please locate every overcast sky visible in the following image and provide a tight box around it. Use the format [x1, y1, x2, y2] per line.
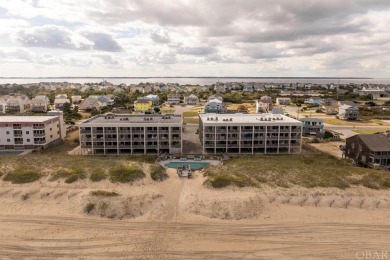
[0, 0, 389, 77]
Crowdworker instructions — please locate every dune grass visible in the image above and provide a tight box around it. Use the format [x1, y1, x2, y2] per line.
[90, 190, 120, 197]
[3, 168, 42, 184]
[150, 164, 168, 182]
[109, 166, 145, 183]
[204, 145, 390, 189]
[90, 169, 108, 182]
[50, 168, 86, 183]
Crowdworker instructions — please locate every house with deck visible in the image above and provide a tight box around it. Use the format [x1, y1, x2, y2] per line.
[345, 133, 390, 169]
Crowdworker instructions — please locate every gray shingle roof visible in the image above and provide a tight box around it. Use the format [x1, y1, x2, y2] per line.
[358, 134, 390, 152]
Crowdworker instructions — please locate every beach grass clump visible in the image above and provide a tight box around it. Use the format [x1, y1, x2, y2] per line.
[50, 168, 86, 183]
[150, 164, 168, 182]
[84, 203, 95, 213]
[90, 169, 107, 182]
[109, 165, 145, 183]
[3, 168, 42, 184]
[90, 190, 120, 197]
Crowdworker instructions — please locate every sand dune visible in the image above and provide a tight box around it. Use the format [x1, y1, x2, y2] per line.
[0, 168, 390, 259]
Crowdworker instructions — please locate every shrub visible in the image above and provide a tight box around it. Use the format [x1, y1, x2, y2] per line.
[150, 164, 168, 181]
[90, 190, 120, 197]
[3, 169, 42, 184]
[109, 165, 145, 183]
[84, 203, 95, 213]
[90, 170, 107, 182]
[208, 174, 254, 188]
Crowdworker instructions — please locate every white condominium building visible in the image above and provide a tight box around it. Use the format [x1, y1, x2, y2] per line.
[199, 113, 303, 154]
[78, 114, 182, 155]
[0, 111, 66, 150]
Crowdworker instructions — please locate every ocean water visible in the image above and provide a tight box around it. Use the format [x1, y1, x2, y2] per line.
[1, 77, 390, 85]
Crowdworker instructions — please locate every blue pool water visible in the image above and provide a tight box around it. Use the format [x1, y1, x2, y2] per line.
[164, 162, 209, 170]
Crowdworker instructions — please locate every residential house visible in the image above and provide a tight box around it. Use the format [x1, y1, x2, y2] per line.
[184, 94, 199, 105]
[78, 114, 182, 155]
[167, 93, 181, 105]
[338, 105, 359, 120]
[78, 97, 105, 112]
[55, 94, 68, 99]
[345, 133, 390, 169]
[300, 118, 325, 138]
[254, 84, 265, 92]
[256, 96, 273, 113]
[31, 95, 50, 112]
[276, 97, 291, 106]
[144, 94, 160, 106]
[5, 96, 31, 114]
[304, 97, 323, 106]
[0, 97, 7, 114]
[54, 98, 71, 110]
[204, 98, 224, 113]
[243, 83, 254, 92]
[199, 113, 302, 154]
[134, 98, 153, 113]
[71, 96, 82, 105]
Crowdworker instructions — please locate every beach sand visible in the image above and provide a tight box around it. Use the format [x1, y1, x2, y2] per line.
[0, 168, 389, 259]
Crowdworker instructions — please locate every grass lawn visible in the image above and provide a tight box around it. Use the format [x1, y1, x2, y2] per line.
[184, 117, 199, 124]
[183, 111, 199, 117]
[161, 109, 175, 114]
[352, 129, 385, 134]
[204, 145, 390, 189]
[323, 118, 377, 126]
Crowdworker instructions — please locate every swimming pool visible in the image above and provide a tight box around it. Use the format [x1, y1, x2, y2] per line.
[164, 162, 209, 170]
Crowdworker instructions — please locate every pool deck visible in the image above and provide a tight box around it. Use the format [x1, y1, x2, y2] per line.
[159, 159, 221, 168]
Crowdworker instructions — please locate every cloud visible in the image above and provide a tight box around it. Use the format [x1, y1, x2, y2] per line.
[150, 29, 170, 44]
[14, 25, 123, 52]
[178, 46, 216, 56]
[15, 25, 92, 50]
[82, 32, 123, 52]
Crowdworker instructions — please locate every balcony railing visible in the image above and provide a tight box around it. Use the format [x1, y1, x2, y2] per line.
[33, 126, 45, 129]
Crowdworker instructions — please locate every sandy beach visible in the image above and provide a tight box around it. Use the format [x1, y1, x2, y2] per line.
[0, 168, 390, 259]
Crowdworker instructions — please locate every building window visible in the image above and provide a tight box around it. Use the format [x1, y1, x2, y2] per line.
[27, 139, 30, 142]
[26, 131, 29, 134]
[7, 139, 10, 142]
[50, 135, 53, 138]
[6, 131, 9, 134]
[50, 128, 52, 131]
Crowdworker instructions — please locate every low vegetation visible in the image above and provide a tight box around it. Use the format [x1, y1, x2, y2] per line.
[204, 145, 390, 190]
[3, 168, 42, 184]
[109, 165, 145, 183]
[50, 168, 86, 184]
[89, 170, 108, 182]
[90, 190, 120, 197]
[183, 110, 199, 117]
[183, 117, 199, 124]
[150, 164, 168, 181]
[84, 203, 95, 213]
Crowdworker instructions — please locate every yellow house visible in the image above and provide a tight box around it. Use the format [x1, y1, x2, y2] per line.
[134, 99, 152, 112]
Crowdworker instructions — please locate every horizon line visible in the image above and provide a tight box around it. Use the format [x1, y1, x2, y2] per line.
[0, 76, 374, 79]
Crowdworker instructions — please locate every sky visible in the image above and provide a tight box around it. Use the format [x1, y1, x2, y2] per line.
[0, 0, 390, 77]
